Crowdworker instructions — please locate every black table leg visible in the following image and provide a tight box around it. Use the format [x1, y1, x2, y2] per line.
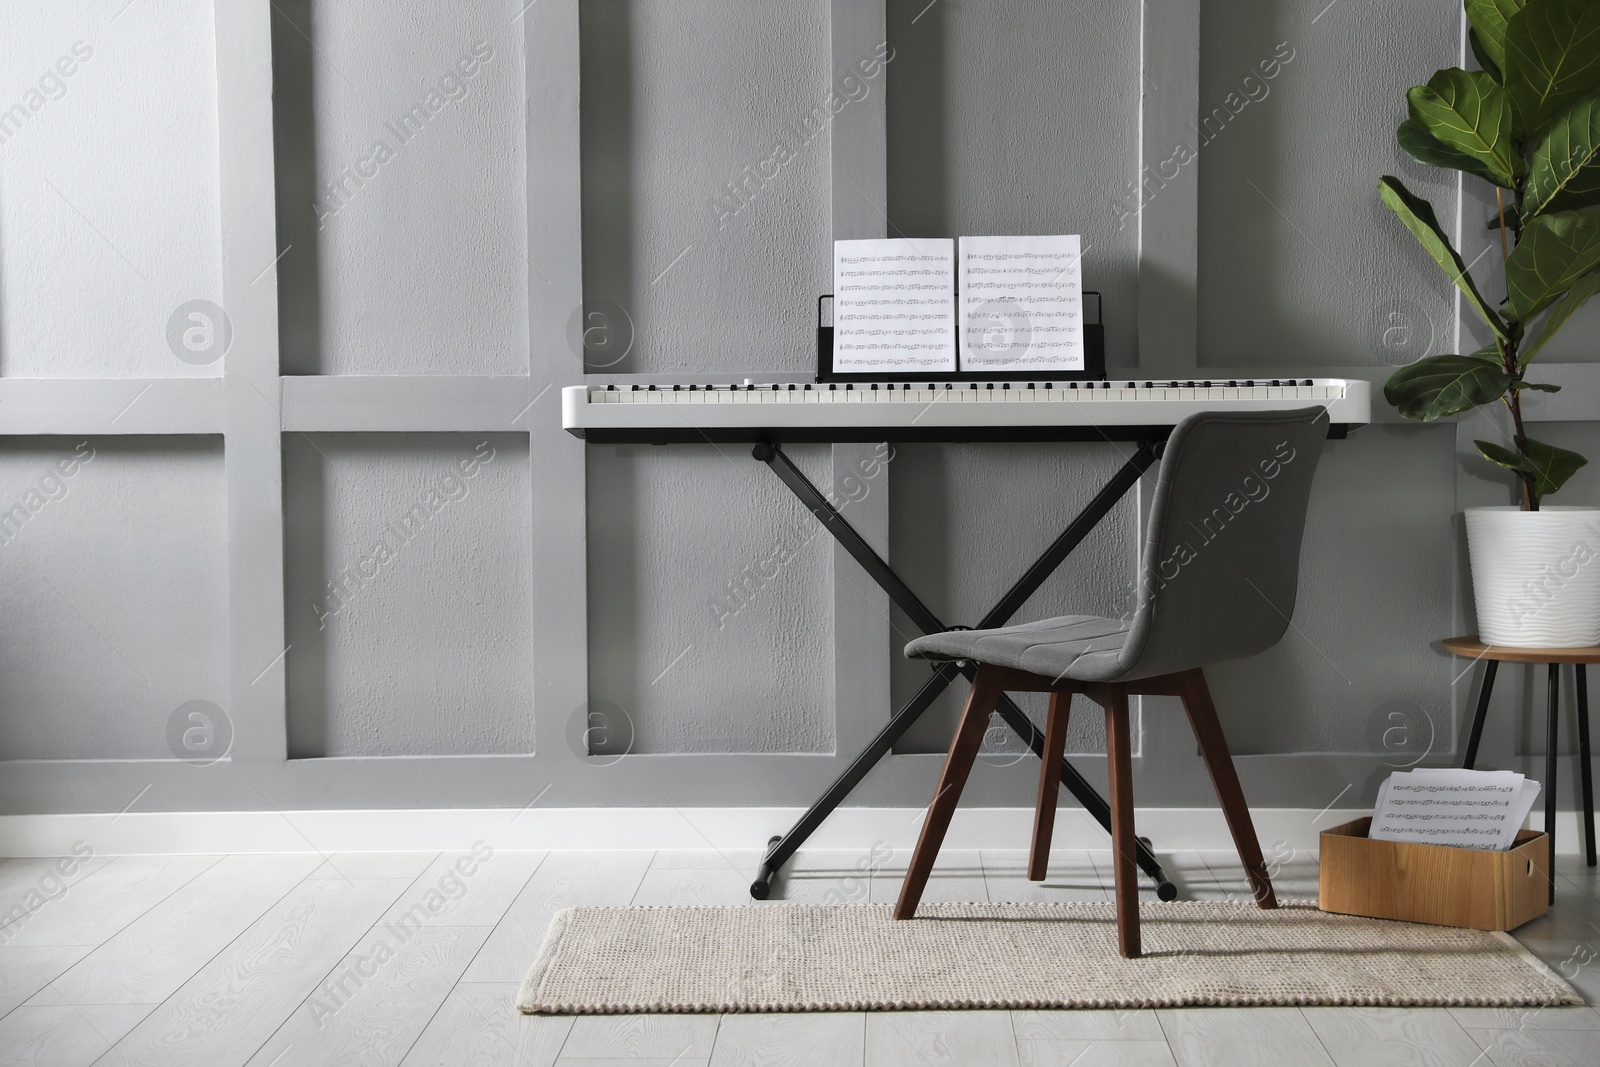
[748, 441, 1174, 901]
[1462, 659, 1498, 769]
[1546, 662, 1559, 905]
[1578, 665, 1596, 867]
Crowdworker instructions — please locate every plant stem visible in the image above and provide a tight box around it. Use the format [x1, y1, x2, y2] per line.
[1496, 187, 1511, 262]
[1503, 339, 1537, 510]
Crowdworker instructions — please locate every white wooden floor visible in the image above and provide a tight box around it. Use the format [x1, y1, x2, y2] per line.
[1, 845, 1596, 1066]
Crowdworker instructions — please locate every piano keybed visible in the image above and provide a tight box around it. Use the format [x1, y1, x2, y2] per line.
[585, 379, 1343, 404]
[562, 378, 1371, 443]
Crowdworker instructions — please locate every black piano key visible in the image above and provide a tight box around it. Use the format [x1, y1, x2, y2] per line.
[606, 384, 616, 391]
[630, 384, 639, 391]
[787, 383, 795, 390]
[1044, 382, 1053, 389]
[871, 383, 878, 390]
[1144, 382, 1153, 389]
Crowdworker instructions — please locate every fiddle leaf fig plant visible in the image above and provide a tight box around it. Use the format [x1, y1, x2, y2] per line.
[1382, 0, 1600, 509]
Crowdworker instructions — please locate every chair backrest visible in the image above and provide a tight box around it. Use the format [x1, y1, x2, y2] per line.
[1115, 407, 1329, 681]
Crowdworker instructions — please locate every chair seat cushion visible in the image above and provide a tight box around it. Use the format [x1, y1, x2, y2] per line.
[904, 615, 1131, 683]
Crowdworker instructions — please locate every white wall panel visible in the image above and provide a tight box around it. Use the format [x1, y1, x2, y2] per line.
[283, 432, 533, 756]
[274, 0, 528, 375]
[0, 437, 227, 759]
[0, 2, 221, 378]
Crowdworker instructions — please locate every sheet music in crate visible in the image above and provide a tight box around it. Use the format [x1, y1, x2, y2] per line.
[832, 235, 1084, 376]
[1367, 767, 1543, 851]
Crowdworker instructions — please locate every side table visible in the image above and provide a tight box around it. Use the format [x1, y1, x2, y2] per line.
[1444, 636, 1598, 904]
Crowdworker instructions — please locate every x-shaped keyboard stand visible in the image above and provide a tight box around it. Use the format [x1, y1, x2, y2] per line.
[748, 439, 1177, 901]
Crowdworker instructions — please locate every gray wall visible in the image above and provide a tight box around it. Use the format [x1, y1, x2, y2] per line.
[1, 0, 1594, 817]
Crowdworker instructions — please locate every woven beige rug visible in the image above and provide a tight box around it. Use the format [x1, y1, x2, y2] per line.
[516, 900, 1580, 1014]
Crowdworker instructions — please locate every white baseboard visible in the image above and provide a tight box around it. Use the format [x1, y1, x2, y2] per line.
[3, 806, 1593, 857]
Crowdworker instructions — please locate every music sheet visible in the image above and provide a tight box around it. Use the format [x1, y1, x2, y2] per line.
[831, 238, 956, 373]
[1368, 768, 1542, 851]
[957, 234, 1084, 373]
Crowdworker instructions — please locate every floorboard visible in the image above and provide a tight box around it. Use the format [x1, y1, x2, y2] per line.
[1157, 1007, 1336, 1067]
[1299, 1007, 1488, 1067]
[42, 854, 322, 1008]
[98, 876, 415, 1066]
[865, 1010, 1019, 1067]
[0, 848, 1582, 1067]
[459, 851, 652, 985]
[244, 925, 490, 1067]
[398, 982, 572, 1067]
[1, 856, 215, 948]
[708, 1012, 865, 1067]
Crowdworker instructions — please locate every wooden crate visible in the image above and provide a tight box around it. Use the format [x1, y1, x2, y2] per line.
[1318, 817, 1549, 931]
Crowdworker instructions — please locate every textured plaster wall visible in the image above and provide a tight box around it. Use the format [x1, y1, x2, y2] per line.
[283, 432, 534, 757]
[579, 0, 832, 375]
[272, 0, 529, 375]
[0, 437, 228, 759]
[4, 0, 1581, 803]
[580, 0, 837, 753]
[0, 1, 221, 378]
[1197, 0, 1460, 369]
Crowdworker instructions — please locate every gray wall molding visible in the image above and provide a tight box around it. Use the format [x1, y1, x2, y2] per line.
[2, 1, 1594, 819]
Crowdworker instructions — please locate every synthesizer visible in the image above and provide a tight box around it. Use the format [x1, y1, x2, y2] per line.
[562, 378, 1371, 444]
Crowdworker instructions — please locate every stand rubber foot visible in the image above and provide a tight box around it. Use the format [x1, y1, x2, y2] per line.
[749, 835, 782, 900]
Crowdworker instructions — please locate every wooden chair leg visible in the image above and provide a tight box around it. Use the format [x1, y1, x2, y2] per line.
[895, 665, 1003, 920]
[1098, 683, 1141, 958]
[1177, 669, 1277, 909]
[1029, 691, 1071, 881]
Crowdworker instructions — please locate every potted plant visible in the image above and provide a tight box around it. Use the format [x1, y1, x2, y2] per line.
[1382, 0, 1600, 647]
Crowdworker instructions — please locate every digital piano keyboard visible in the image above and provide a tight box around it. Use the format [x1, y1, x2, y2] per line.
[562, 378, 1371, 444]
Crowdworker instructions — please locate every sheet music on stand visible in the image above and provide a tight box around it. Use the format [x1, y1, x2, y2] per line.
[1368, 767, 1542, 851]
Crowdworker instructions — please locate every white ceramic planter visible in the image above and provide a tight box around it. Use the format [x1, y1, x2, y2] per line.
[1465, 506, 1600, 648]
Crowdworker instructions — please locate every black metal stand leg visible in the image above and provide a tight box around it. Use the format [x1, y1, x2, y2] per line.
[1462, 659, 1497, 769]
[748, 441, 1175, 901]
[749, 664, 960, 899]
[1578, 665, 1596, 867]
[1546, 662, 1559, 905]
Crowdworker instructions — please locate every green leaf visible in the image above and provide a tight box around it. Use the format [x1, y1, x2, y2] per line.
[1399, 118, 1487, 173]
[1379, 175, 1510, 338]
[1406, 69, 1522, 185]
[1505, 0, 1600, 136]
[1520, 270, 1600, 362]
[1526, 96, 1600, 216]
[1513, 380, 1562, 391]
[1505, 210, 1600, 319]
[1399, 119, 1512, 188]
[1471, 28, 1505, 82]
[1476, 435, 1588, 497]
[1467, 0, 1528, 73]
[1384, 354, 1513, 420]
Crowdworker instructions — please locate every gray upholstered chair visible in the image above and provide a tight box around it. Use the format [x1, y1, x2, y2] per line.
[893, 407, 1330, 958]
